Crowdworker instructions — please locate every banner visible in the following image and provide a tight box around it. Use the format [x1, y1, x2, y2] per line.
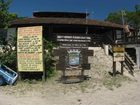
[17, 26, 43, 72]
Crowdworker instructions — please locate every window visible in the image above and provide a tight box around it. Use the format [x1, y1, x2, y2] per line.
[116, 30, 122, 39]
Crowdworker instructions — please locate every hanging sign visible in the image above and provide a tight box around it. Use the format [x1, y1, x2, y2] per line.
[17, 26, 43, 72]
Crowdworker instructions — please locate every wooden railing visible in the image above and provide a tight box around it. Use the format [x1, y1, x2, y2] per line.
[123, 52, 136, 75]
[124, 35, 140, 44]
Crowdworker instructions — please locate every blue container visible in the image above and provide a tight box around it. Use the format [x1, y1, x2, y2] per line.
[0, 75, 4, 85]
[0, 65, 18, 85]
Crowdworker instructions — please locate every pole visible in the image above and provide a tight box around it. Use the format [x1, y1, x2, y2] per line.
[121, 61, 124, 75]
[86, 9, 88, 35]
[113, 61, 116, 76]
[121, 10, 125, 25]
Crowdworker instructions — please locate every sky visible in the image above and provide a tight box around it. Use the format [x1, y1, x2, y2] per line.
[9, 0, 140, 20]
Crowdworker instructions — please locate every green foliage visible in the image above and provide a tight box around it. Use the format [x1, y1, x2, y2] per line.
[105, 12, 122, 24]
[43, 39, 56, 78]
[0, 0, 17, 70]
[102, 73, 132, 90]
[135, 4, 140, 12]
[0, 32, 17, 70]
[0, 50, 16, 70]
[0, 0, 17, 28]
[106, 4, 140, 29]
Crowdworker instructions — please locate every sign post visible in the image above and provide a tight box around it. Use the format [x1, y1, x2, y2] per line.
[17, 26, 44, 80]
[112, 45, 125, 76]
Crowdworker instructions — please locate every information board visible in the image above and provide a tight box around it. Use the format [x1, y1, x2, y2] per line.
[113, 53, 125, 62]
[17, 26, 43, 72]
[113, 46, 124, 52]
[113, 46, 125, 62]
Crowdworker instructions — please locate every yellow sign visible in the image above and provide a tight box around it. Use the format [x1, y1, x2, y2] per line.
[113, 46, 124, 52]
[17, 26, 43, 72]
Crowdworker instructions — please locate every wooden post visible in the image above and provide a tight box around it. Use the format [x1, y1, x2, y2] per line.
[121, 61, 124, 75]
[62, 69, 65, 77]
[113, 61, 116, 76]
[81, 69, 84, 76]
[42, 70, 46, 82]
[18, 72, 22, 81]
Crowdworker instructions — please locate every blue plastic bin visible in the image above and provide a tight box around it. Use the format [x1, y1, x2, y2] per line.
[0, 65, 18, 85]
[0, 75, 4, 85]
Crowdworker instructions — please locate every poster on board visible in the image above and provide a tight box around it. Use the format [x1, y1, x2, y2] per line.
[17, 26, 43, 72]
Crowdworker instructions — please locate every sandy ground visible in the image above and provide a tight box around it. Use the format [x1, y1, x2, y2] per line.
[0, 73, 140, 105]
[0, 48, 140, 105]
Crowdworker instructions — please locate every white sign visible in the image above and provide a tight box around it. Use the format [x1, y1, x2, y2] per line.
[113, 53, 125, 62]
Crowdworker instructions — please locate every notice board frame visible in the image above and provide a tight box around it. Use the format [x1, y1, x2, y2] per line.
[17, 26, 45, 80]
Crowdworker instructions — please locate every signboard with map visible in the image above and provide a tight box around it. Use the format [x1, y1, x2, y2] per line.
[17, 26, 43, 72]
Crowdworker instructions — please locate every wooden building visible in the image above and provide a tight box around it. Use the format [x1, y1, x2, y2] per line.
[9, 12, 140, 79]
[10, 11, 126, 46]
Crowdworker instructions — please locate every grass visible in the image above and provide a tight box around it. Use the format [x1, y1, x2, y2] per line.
[102, 71, 133, 90]
[0, 66, 134, 96]
[0, 79, 44, 96]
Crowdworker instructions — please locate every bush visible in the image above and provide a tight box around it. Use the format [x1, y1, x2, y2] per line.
[0, 34, 56, 78]
[0, 33, 17, 70]
[0, 50, 16, 70]
[43, 39, 56, 78]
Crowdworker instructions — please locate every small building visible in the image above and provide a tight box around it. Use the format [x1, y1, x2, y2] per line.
[9, 12, 140, 79]
[10, 11, 126, 46]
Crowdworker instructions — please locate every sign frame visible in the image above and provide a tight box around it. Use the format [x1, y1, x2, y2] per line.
[17, 26, 44, 72]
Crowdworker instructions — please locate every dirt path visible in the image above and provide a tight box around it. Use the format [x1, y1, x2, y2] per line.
[0, 72, 140, 105]
[1, 49, 140, 105]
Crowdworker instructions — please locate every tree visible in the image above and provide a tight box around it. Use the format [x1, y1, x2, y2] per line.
[0, 0, 17, 70]
[135, 4, 140, 12]
[0, 0, 17, 28]
[105, 11, 123, 24]
[43, 39, 57, 78]
[105, 5, 140, 29]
